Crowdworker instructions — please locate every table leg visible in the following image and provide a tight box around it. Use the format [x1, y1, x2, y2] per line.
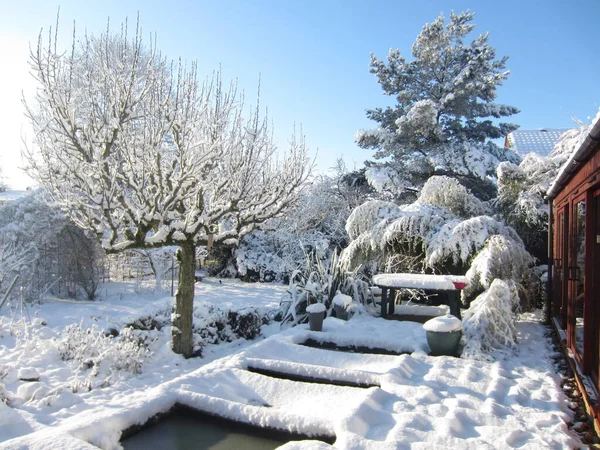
[448, 291, 461, 320]
[381, 288, 389, 318]
[389, 288, 396, 315]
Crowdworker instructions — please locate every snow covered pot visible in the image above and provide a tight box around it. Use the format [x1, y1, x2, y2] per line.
[306, 303, 326, 332]
[423, 314, 463, 356]
[333, 291, 353, 321]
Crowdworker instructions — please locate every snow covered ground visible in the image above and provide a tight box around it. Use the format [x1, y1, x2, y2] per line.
[0, 279, 584, 449]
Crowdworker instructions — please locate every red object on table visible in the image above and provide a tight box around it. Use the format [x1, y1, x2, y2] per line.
[452, 281, 467, 290]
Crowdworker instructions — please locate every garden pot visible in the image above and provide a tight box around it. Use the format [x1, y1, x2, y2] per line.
[333, 292, 352, 321]
[308, 311, 324, 331]
[306, 303, 326, 332]
[334, 304, 348, 321]
[425, 330, 462, 356]
[423, 314, 462, 356]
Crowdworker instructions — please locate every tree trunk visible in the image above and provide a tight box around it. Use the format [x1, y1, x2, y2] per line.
[172, 242, 196, 357]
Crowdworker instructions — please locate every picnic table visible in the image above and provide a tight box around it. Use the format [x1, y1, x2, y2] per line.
[372, 273, 468, 320]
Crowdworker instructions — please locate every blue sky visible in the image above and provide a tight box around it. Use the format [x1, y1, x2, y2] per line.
[1, 0, 598, 188]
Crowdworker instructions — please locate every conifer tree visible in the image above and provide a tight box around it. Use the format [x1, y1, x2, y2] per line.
[357, 11, 519, 200]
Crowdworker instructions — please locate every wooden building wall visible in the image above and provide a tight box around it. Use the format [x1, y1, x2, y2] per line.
[551, 144, 600, 425]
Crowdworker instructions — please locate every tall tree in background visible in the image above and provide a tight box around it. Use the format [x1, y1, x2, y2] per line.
[24, 20, 310, 357]
[357, 11, 520, 200]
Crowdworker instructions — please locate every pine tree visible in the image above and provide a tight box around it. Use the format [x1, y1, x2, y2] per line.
[357, 11, 520, 200]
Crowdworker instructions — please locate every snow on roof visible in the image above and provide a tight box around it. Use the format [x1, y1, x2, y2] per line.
[505, 129, 570, 157]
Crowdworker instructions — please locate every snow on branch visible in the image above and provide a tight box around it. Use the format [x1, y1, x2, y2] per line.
[426, 215, 522, 267]
[461, 279, 520, 361]
[464, 235, 533, 299]
[419, 175, 489, 218]
[23, 24, 310, 254]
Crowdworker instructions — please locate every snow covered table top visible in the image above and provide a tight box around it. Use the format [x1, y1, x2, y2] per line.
[372, 273, 468, 291]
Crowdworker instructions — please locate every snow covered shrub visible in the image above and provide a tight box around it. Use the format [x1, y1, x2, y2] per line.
[280, 250, 373, 327]
[464, 235, 534, 307]
[419, 176, 490, 218]
[55, 225, 103, 300]
[343, 197, 524, 277]
[345, 200, 401, 241]
[426, 216, 523, 269]
[57, 324, 150, 377]
[230, 166, 374, 282]
[190, 304, 267, 355]
[227, 308, 264, 340]
[461, 279, 520, 361]
[235, 229, 328, 283]
[0, 191, 103, 302]
[494, 124, 593, 262]
[125, 304, 268, 357]
[495, 159, 551, 262]
[379, 203, 455, 272]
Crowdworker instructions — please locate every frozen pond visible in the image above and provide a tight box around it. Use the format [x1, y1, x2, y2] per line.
[121, 406, 307, 450]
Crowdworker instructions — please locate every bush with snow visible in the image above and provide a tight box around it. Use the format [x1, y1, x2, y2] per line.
[461, 279, 520, 361]
[342, 193, 524, 278]
[280, 250, 373, 328]
[426, 215, 523, 269]
[126, 304, 268, 357]
[494, 123, 594, 261]
[345, 200, 401, 241]
[234, 229, 328, 283]
[230, 166, 374, 282]
[419, 176, 489, 218]
[57, 324, 150, 377]
[0, 190, 103, 302]
[464, 235, 534, 304]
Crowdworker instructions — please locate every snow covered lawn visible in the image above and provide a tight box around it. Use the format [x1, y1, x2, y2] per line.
[0, 280, 584, 449]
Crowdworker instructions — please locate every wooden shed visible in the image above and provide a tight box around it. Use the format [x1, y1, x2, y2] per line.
[547, 119, 600, 424]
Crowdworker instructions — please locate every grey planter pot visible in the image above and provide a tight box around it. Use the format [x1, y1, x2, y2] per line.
[308, 311, 325, 331]
[334, 304, 348, 321]
[426, 330, 462, 357]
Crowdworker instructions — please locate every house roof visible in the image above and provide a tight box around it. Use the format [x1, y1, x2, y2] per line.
[547, 119, 600, 199]
[505, 128, 570, 156]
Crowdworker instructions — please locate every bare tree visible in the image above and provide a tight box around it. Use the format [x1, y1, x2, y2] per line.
[23, 19, 310, 356]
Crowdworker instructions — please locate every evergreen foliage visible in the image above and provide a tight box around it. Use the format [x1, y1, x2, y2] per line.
[357, 11, 520, 199]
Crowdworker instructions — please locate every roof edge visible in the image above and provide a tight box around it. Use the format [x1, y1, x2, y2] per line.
[546, 120, 600, 199]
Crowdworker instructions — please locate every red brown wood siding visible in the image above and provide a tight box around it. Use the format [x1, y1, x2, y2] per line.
[551, 143, 600, 425]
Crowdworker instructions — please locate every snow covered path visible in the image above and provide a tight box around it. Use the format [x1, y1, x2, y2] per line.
[0, 281, 583, 449]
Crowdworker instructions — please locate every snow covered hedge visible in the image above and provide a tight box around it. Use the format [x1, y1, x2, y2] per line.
[342, 179, 527, 276]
